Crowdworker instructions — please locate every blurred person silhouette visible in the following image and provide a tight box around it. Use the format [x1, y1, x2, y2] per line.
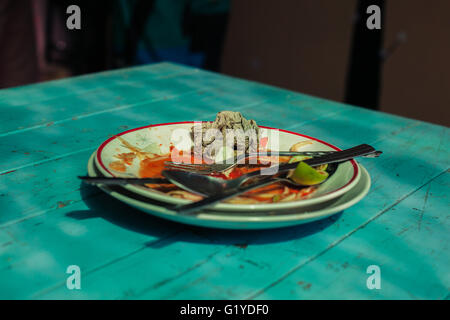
[0, 0, 230, 87]
[0, 0, 38, 88]
[43, 0, 229, 75]
[113, 0, 230, 71]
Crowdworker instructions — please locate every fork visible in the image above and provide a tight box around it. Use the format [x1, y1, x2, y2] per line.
[166, 144, 378, 215]
[164, 150, 382, 174]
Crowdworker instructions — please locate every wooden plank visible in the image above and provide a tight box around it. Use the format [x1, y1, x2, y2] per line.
[1, 111, 444, 299]
[0, 80, 295, 174]
[0, 65, 277, 136]
[0, 195, 186, 299]
[254, 171, 450, 299]
[0, 63, 195, 106]
[0, 150, 99, 226]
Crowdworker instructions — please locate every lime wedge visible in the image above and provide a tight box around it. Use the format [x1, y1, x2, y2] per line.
[290, 161, 329, 186]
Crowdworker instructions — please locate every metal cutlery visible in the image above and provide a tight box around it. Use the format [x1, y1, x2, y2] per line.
[165, 144, 378, 214]
[80, 144, 379, 206]
[164, 150, 382, 174]
[79, 176, 168, 185]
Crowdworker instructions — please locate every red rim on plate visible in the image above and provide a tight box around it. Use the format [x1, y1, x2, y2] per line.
[96, 122, 359, 201]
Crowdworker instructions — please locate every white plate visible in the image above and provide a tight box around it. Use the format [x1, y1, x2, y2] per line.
[88, 152, 371, 230]
[94, 122, 360, 212]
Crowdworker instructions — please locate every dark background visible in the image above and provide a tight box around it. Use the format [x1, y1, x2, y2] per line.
[0, 0, 449, 126]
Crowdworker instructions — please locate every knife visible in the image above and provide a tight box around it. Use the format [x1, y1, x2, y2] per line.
[78, 176, 168, 185]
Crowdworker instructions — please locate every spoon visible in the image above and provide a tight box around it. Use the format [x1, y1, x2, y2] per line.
[172, 173, 300, 215]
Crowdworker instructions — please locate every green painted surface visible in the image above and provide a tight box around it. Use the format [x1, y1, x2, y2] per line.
[0, 62, 448, 299]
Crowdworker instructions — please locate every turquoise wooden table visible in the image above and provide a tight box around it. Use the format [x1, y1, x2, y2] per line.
[0, 62, 449, 299]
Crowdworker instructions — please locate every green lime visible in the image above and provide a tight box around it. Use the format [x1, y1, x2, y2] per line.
[290, 161, 329, 186]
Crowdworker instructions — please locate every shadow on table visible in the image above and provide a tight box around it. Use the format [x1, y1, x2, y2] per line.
[67, 182, 342, 247]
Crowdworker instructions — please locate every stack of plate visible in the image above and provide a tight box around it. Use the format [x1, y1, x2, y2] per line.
[88, 122, 371, 229]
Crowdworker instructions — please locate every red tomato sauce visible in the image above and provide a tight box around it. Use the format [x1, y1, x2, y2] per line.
[137, 152, 312, 203]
